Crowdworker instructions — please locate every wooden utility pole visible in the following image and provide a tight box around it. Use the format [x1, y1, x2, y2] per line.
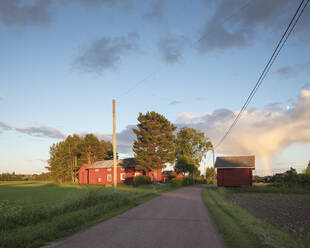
[212, 148, 216, 184]
[113, 99, 117, 192]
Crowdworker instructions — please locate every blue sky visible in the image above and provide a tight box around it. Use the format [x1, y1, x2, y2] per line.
[0, 0, 310, 175]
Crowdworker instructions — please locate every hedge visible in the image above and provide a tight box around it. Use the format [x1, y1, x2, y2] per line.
[133, 175, 151, 187]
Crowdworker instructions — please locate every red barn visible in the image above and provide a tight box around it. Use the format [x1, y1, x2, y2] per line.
[215, 156, 255, 187]
[77, 158, 163, 185]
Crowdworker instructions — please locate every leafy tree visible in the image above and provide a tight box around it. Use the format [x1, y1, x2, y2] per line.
[174, 127, 212, 176]
[65, 134, 83, 182]
[133, 111, 176, 176]
[48, 134, 112, 183]
[304, 161, 310, 177]
[205, 167, 216, 182]
[81, 134, 102, 165]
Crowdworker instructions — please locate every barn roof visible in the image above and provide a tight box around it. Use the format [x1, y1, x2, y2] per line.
[215, 156, 255, 169]
[87, 158, 137, 169]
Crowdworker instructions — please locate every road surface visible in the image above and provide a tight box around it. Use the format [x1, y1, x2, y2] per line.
[44, 185, 225, 248]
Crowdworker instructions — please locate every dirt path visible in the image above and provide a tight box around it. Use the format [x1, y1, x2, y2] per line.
[44, 185, 225, 248]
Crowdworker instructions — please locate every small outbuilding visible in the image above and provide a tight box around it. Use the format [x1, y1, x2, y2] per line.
[215, 156, 255, 187]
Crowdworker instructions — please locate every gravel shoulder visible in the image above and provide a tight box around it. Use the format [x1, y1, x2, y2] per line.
[230, 193, 310, 242]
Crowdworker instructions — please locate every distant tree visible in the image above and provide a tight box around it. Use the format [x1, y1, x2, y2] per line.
[304, 161, 310, 177]
[284, 167, 298, 186]
[174, 127, 212, 176]
[133, 111, 176, 178]
[205, 167, 216, 182]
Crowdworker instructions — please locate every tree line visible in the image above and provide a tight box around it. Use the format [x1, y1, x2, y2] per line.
[48, 111, 212, 183]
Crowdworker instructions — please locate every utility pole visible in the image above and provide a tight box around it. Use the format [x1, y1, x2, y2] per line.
[207, 148, 216, 184]
[212, 148, 216, 184]
[113, 99, 117, 193]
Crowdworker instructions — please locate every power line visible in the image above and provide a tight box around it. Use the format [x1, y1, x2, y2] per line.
[215, 0, 309, 148]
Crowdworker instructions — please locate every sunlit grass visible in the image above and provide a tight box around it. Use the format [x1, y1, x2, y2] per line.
[203, 187, 309, 248]
[0, 181, 171, 248]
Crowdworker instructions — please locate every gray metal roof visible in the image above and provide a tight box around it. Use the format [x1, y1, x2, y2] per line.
[86, 158, 137, 169]
[215, 156, 255, 169]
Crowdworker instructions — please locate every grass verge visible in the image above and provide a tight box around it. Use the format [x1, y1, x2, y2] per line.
[202, 187, 308, 248]
[0, 182, 171, 248]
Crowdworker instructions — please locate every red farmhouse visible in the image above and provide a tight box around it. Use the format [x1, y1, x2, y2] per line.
[215, 156, 255, 187]
[78, 158, 163, 185]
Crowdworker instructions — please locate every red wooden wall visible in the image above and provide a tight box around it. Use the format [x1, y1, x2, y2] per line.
[78, 164, 162, 185]
[217, 168, 253, 187]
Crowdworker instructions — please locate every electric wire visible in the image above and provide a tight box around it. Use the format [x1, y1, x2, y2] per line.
[215, 0, 309, 148]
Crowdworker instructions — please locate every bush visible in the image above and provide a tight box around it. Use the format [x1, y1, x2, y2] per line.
[171, 177, 206, 187]
[133, 175, 151, 187]
[171, 178, 183, 187]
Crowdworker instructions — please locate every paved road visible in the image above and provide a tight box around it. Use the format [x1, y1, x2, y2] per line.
[44, 185, 225, 248]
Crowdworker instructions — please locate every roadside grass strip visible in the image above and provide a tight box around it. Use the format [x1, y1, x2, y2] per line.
[203, 187, 308, 248]
[0, 182, 171, 248]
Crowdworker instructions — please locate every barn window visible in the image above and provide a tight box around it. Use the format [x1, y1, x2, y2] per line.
[107, 168, 112, 172]
[98, 177, 102, 183]
[120, 173, 126, 180]
[95, 169, 99, 172]
[107, 174, 112, 182]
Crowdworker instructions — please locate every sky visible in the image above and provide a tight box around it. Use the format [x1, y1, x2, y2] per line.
[0, 0, 310, 175]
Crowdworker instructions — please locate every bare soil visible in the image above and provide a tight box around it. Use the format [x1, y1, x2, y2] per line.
[230, 193, 310, 242]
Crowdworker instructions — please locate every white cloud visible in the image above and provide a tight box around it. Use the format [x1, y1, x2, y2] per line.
[176, 90, 310, 159]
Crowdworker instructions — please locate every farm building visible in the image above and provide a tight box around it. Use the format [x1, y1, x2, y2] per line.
[162, 171, 184, 182]
[77, 158, 163, 185]
[215, 156, 255, 187]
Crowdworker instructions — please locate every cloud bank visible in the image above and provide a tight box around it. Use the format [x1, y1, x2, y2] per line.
[74, 32, 141, 73]
[198, 0, 310, 53]
[176, 90, 310, 159]
[0, 122, 65, 139]
[0, 0, 52, 27]
[0, 0, 131, 27]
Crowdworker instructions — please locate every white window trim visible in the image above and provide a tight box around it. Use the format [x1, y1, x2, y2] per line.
[120, 173, 126, 180]
[107, 174, 112, 182]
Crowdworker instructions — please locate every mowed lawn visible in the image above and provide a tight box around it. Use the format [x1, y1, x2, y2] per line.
[203, 186, 310, 248]
[0, 181, 171, 248]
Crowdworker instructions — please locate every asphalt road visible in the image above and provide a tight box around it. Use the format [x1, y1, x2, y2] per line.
[44, 185, 226, 248]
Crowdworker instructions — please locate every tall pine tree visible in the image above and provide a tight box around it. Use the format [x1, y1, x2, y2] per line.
[133, 112, 176, 173]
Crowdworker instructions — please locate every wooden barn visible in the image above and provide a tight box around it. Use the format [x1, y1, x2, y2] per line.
[77, 158, 163, 185]
[215, 156, 255, 187]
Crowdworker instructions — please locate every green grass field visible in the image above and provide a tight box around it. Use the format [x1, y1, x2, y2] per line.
[0, 181, 171, 248]
[203, 186, 309, 248]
